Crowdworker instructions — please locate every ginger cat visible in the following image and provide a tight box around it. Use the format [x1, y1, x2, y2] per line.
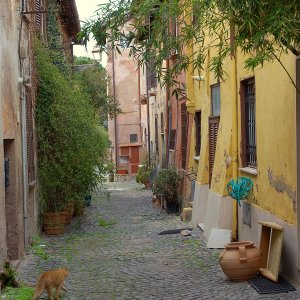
[32, 268, 68, 300]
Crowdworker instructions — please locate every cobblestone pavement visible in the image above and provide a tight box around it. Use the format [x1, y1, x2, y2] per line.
[18, 180, 300, 300]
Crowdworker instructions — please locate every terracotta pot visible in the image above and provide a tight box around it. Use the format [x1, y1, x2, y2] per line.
[64, 202, 75, 224]
[117, 169, 127, 175]
[43, 212, 66, 235]
[219, 241, 262, 281]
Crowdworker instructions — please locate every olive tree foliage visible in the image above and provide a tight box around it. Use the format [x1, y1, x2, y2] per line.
[79, 0, 300, 91]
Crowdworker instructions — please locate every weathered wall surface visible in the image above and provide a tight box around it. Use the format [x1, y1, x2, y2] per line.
[0, 1, 24, 261]
[107, 22, 142, 174]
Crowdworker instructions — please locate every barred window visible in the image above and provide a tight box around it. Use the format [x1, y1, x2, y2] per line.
[241, 78, 256, 167]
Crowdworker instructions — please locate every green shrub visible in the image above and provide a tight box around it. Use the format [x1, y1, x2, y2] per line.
[152, 168, 182, 203]
[35, 41, 110, 213]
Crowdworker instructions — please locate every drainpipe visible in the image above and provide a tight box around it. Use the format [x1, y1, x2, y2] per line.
[296, 58, 300, 271]
[21, 93, 29, 250]
[112, 48, 118, 169]
[166, 59, 170, 166]
[231, 24, 238, 241]
[146, 85, 151, 165]
[138, 65, 142, 143]
[18, 14, 29, 250]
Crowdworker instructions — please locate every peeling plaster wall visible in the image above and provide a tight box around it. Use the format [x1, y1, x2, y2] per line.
[189, 28, 296, 249]
[0, 1, 24, 260]
[237, 53, 296, 225]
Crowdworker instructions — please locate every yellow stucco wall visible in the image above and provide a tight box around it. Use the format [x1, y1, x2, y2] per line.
[237, 54, 296, 224]
[187, 39, 297, 224]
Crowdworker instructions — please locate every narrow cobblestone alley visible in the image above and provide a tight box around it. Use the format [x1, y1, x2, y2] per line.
[17, 180, 300, 300]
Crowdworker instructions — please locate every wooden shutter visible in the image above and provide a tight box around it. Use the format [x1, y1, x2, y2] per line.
[195, 111, 201, 156]
[169, 129, 176, 150]
[26, 90, 35, 183]
[155, 115, 159, 153]
[209, 116, 219, 184]
[36, 0, 41, 30]
[181, 103, 188, 169]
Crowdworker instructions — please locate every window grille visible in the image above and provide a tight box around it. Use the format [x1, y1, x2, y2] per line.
[209, 116, 219, 184]
[242, 78, 256, 166]
[195, 111, 201, 156]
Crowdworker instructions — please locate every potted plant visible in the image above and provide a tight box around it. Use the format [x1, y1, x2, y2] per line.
[35, 42, 110, 233]
[106, 160, 115, 182]
[152, 168, 182, 213]
[136, 164, 152, 189]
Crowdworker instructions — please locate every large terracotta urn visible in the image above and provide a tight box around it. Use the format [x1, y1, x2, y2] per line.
[219, 241, 262, 281]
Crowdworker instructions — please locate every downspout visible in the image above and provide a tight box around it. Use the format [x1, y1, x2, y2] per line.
[166, 59, 170, 166]
[18, 14, 29, 250]
[146, 84, 151, 165]
[138, 65, 142, 143]
[231, 24, 239, 241]
[112, 48, 118, 169]
[296, 58, 300, 271]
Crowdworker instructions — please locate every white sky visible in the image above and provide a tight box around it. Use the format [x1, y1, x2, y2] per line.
[74, 0, 107, 64]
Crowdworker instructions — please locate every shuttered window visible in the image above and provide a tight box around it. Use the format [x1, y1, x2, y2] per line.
[181, 103, 188, 169]
[36, 0, 41, 30]
[241, 78, 256, 167]
[209, 84, 220, 184]
[195, 111, 201, 156]
[169, 129, 176, 150]
[209, 116, 219, 184]
[155, 115, 159, 153]
[25, 90, 35, 183]
[146, 58, 157, 90]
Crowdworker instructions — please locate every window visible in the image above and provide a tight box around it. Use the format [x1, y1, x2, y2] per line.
[119, 35, 128, 49]
[241, 78, 256, 167]
[195, 111, 201, 156]
[181, 103, 188, 169]
[211, 84, 220, 116]
[169, 129, 176, 150]
[155, 115, 159, 153]
[161, 112, 164, 133]
[130, 134, 138, 143]
[146, 57, 157, 90]
[209, 84, 220, 184]
[36, 0, 41, 30]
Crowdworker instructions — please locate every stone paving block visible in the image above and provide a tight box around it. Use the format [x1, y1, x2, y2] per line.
[15, 180, 300, 300]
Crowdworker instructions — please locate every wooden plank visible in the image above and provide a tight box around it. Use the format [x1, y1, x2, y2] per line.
[267, 228, 284, 282]
[258, 221, 284, 231]
[259, 222, 284, 282]
[260, 225, 271, 268]
[259, 268, 277, 282]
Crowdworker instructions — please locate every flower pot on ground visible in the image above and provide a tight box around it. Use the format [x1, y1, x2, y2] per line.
[219, 241, 262, 281]
[136, 160, 152, 189]
[63, 202, 75, 224]
[117, 169, 128, 175]
[73, 200, 86, 216]
[108, 173, 114, 182]
[84, 195, 92, 206]
[43, 212, 67, 235]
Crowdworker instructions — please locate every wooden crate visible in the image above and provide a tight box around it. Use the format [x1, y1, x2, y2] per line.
[258, 221, 284, 282]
